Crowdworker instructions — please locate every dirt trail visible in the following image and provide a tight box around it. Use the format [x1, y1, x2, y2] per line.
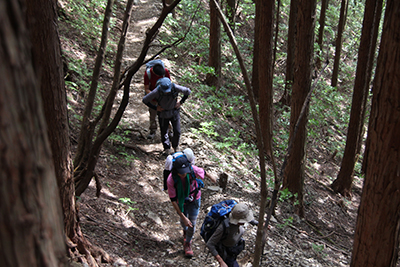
[77, 1, 359, 266]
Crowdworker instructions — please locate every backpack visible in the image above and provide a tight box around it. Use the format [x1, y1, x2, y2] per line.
[145, 59, 165, 82]
[200, 200, 238, 243]
[169, 154, 203, 199]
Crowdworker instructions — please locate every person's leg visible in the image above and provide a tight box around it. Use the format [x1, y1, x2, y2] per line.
[170, 111, 181, 151]
[181, 198, 200, 257]
[184, 198, 200, 243]
[158, 116, 171, 150]
[149, 108, 157, 134]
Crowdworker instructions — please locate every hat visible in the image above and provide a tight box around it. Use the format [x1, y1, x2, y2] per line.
[173, 156, 191, 174]
[156, 77, 172, 93]
[229, 203, 254, 225]
[183, 148, 195, 163]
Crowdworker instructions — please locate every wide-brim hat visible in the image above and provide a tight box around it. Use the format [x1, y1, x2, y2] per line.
[229, 203, 254, 224]
[173, 156, 191, 174]
[157, 77, 172, 93]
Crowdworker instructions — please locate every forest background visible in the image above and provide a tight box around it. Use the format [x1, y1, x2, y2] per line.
[1, 0, 399, 267]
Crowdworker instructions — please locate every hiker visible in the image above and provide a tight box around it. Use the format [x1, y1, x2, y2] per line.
[142, 77, 191, 155]
[206, 203, 255, 267]
[143, 60, 171, 139]
[167, 155, 218, 257]
[163, 148, 195, 190]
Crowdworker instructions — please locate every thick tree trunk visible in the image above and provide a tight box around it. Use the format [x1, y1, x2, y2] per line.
[283, 0, 317, 218]
[207, 0, 222, 88]
[0, 1, 67, 266]
[351, 1, 400, 265]
[332, 0, 379, 197]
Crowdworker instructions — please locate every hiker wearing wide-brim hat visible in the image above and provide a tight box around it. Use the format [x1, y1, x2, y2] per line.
[166, 155, 218, 258]
[207, 203, 257, 267]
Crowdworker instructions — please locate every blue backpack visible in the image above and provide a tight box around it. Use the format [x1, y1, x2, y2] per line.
[200, 200, 237, 243]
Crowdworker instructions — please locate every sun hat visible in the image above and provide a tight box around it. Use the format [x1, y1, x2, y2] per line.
[156, 77, 172, 93]
[229, 203, 254, 225]
[173, 156, 191, 174]
[183, 148, 195, 163]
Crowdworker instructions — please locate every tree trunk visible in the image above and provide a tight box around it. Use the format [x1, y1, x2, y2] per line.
[361, 0, 384, 174]
[207, 0, 222, 88]
[226, 0, 236, 32]
[253, 1, 276, 266]
[331, 0, 349, 87]
[331, 0, 379, 197]
[280, 0, 298, 107]
[251, 0, 261, 100]
[0, 1, 66, 265]
[316, 0, 329, 69]
[283, 0, 317, 218]
[351, 1, 400, 265]
[25, 0, 111, 265]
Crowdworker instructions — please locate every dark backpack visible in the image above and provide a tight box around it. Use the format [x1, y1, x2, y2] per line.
[200, 200, 237, 243]
[145, 59, 165, 82]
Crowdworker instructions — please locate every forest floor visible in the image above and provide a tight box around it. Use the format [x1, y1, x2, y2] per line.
[61, 0, 366, 266]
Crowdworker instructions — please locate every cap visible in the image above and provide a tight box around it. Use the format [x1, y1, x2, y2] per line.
[173, 156, 191, 174]
[229, 203, 254, 225]
[156, 77, 172, 93]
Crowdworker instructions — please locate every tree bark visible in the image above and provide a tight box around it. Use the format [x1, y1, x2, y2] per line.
[25, 0, 111, 265]
[351, 1, 400, 265]
[253, 1, 276, 266]
[283, 0, 317, 218]
[316, 0, 329, 69]
[0, 0, 66, 265]
[207, 0, 222, 88]
[332, 0, 379, 197]
[280, 0, 298, 106]
[251, 0, 261, 100]
[331, 0, 348, 87]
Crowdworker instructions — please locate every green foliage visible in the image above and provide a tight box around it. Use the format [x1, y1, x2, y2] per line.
[119, 197, 139, 215]
[277, 216, 294, 229]
[279, 188, 299, 206]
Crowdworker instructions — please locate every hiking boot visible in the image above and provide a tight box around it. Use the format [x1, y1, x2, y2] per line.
[184, 241, 193, 258]
[147, 131, 156, 139]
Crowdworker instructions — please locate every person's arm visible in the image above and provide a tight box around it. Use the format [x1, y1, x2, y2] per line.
[142, 90, 158, 110]
[171, 201, 193, 228]
[206, 224, 228, 267]
[205, 172, 218, 183]
[215, 255, 228, 267]
[144, 72, 151, 95]
[173, 84, 191, 109]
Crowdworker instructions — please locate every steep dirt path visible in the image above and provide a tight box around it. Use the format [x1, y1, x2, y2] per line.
[77, 1, 359, 266]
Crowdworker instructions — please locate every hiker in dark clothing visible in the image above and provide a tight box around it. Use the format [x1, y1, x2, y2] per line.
[142, 77, 190, 155]
[167, 156, 218, 257]
[206, 203, 255, 267]
[144, 61, 171, 139]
